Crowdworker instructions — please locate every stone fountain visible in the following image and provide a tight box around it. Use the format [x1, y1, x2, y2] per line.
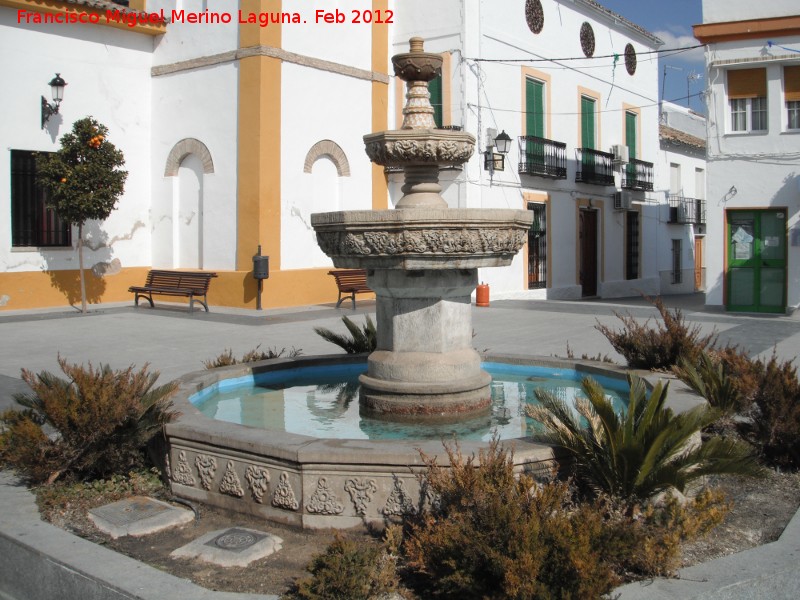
[312, 38, 533, 420]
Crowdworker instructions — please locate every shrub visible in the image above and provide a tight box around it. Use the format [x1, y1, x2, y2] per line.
[0, 357, 177, 485]
[528, 374, 765, 505]
[746, 353, 800, 469]
[401, 439, 731, 598]
[203, 345, 302, 369]
[674, 350, 751, 417]
[290, 533, 399, 600]
[595, 296, 717, 370]
[403, 440, 620, 599]
[314, 315, 377, 354]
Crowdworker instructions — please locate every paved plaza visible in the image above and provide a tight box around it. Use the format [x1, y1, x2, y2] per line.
[1, 293, 799, 599]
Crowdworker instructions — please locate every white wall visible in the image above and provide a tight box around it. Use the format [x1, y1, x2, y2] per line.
[150, 61, 238, 271]
[280, 63, 374, 270]
[0, 11, 154, 276]
[702, 0, 798, 24]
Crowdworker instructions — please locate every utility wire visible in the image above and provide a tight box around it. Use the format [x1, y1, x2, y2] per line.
[467, 44, 705, 63]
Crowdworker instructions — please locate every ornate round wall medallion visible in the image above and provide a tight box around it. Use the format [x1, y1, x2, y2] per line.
[625, 43, 637, 75]
[580, 22, 595, 57]
[525, 0, 544, 34]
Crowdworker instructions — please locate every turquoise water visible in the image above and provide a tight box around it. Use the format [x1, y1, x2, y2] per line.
[191, 362, 628, 442]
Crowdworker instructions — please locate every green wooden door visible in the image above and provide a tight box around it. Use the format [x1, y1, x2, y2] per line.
[581, 96, 596, 177]
[581, 96, 596, 149]
[727, 210, 786, 313]
[526, 79, 545, 168]
[428, 75, 443, 128]
[625, 111, 637, 185]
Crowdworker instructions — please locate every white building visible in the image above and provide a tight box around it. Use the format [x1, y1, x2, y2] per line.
[694, 0, 800, 313]
[656, 101, 707, 294]
[1, 0, 669, 311]
[395, 0, 664, 301]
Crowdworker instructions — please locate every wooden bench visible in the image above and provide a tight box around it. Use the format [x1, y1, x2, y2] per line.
[129, 270, 218, 313]
[328, 269, 371, 309]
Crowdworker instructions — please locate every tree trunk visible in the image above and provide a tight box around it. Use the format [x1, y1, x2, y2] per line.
[78, 222, 87, 314]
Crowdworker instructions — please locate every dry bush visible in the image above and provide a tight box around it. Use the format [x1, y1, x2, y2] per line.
[289, 533, 399, 600]
[398, 439, 729, 599]
[203, 345, 302, 369]
[0, 357, 177, 485]
[595, 296, 717, 370]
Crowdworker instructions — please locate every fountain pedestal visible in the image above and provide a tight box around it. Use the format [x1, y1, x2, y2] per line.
[361, 268, 490, 418]
[311, 37, 533, 419]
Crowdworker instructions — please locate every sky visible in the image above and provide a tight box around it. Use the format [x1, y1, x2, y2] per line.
[598, 0, 706, 113]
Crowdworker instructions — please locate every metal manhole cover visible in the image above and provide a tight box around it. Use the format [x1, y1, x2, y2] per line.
[206, 528, 268, 553]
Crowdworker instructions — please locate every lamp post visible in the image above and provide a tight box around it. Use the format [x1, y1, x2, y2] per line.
[484, 129, 512, 178]
[41, 73, 66, 129]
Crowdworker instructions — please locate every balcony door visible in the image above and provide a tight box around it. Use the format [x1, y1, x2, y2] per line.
[727, 210, 786, 313]
[580, 96, 597, 178]
[526, 79, 545, 170]
[625, 111, 638, 186]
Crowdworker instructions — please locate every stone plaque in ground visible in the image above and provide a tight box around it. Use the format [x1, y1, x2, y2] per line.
[171, 526, 283, 567]
[88, 496, 194, 539]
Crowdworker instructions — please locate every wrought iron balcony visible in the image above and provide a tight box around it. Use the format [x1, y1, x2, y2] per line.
[575, 148, 615, 186]
[518, 136, 567, 179]
[668, 195, 706, 225]
[622, 158, 655, 191]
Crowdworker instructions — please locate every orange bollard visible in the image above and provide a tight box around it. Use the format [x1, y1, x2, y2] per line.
[476, 283, 490, 307]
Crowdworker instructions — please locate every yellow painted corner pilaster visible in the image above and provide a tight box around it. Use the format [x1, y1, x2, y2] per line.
[371, 0, 389, 210]
[237, 0, 282, 272]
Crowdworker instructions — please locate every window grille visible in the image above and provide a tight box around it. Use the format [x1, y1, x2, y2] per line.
[527, 202, 547, 289]
[626, 211, 639, 280]
[671, 239, 682, 284]
[10, 150, 71, 247]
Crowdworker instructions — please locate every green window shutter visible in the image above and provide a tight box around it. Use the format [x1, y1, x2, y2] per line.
[526, 79, 544, 137]
[625, 111, 637, 160]
[581, 96, 595, 149]
[429, 76, 443, 128]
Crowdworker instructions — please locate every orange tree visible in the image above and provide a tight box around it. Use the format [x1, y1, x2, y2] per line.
[37, 117, 127, 313]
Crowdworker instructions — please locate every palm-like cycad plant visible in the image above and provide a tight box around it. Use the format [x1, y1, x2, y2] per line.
[527, 374, 763, 505]
[314, 315, 377, 354]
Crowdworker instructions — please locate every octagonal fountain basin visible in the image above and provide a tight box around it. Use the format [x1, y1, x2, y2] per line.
[164, 354, 632, 530]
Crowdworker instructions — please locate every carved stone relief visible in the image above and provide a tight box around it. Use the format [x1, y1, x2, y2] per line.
[344, 478, 378, 516]
[172, 451, 195, 486]
[382, 477, 417, 516]
[195, 454, 217, 491]
[245, 466, 271, 503]
[306, 477, 344, 515]
[272, 472, 300, 511]
[219, 461, 244, 498]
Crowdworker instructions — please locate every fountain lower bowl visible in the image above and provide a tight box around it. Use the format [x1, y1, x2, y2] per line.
[163, 353, 633, 529]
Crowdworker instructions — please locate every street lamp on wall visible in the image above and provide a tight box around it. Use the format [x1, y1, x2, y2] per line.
[41, 73, 66, 129]
[484, 129, 512, 173]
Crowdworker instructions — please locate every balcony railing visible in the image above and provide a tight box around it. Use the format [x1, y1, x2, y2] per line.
[668, 195, 706, 225]
[518, 136, 567, 179]
[622, 158, 655, 191]
[575, 148, 615, 186]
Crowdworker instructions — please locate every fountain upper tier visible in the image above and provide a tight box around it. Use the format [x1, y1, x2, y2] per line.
[311, 36, 532, 268]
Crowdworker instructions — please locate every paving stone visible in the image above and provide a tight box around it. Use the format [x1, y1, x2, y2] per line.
[88, 496, 194, 539]
[170, 527, 283, 567]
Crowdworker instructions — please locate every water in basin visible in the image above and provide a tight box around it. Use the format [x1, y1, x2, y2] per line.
[191, 362, 628, 441]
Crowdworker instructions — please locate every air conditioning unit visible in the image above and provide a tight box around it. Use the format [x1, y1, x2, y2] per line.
[613, 190, 633, 210]
[611, 144, 629, 164]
